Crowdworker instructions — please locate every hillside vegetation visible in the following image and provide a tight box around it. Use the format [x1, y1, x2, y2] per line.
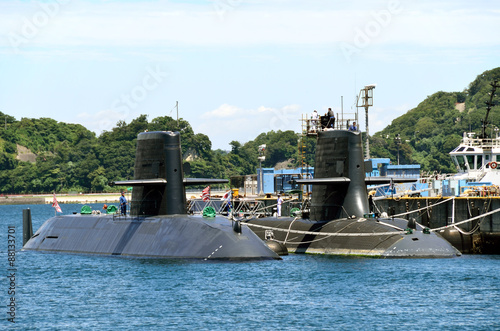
[0, 113, 313, 194]
[0, 67, 498, 194]
[370, 67, 500, 173]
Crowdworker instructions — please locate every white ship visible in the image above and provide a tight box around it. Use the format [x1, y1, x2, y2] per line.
[442, 81, 500, 196]
[450, 131, 500, 185]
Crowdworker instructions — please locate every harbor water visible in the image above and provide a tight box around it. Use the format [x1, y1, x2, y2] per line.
[1, 204, 500, 330]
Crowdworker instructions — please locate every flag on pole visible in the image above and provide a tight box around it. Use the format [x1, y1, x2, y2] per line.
[52, 193, 62, 213]
[201, 186, 210, 201]
[223, 189, 232, 209]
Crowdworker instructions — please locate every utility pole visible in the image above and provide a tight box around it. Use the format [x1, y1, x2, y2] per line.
[356, 84, 376, 159]
[176, 101, 179, 127]
[258, 144, 266, 196]
[394, 134, 401, 165]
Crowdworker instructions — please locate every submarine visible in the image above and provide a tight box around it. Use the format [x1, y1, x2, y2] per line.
[246, 129, 461, 257]
[23, 131, 280, 260]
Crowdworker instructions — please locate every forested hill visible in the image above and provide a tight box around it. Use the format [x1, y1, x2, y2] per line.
[1, 67, 499, 194]
[370, 67, 500, 173]
[0, 113, 313, 194]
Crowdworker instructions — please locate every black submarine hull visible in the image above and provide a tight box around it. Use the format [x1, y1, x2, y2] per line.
[244, 129, 460, 257]
[23, 131, 280, 260]
[23, 214, 280, 260]
[247, 216, 460, 257]
[375, 197, 500, 254]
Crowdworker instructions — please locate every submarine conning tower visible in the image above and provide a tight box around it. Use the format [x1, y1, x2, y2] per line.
[310, 130, 369, 221]
[131, 131, 186, 216]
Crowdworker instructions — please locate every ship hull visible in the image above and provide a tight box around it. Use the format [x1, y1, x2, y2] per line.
[23, 214, 280, 260]
[375, 197, 500, 254]
[246, 216, 460, 258]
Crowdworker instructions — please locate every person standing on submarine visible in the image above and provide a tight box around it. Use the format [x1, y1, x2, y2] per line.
[120, 191, 127, 215]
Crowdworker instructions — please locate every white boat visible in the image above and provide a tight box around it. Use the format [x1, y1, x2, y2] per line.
[442, 81, 500, 196]
[450, 131, 500, 185]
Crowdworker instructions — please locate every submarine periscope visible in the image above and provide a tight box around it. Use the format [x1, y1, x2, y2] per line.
[23, 131, 280, 260]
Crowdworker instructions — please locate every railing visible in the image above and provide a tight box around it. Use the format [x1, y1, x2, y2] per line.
[461, 133, 500, 148]
[188, 198, 306, 218]
[301, 112, 358, 135]
[188, 199, 270, 216]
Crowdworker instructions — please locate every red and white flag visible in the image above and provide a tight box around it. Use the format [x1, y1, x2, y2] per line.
[222, 190, 232, 208]
[201, 186, 210, 201]
[223, 190, 231, 201]
[52, 193, 62, 213]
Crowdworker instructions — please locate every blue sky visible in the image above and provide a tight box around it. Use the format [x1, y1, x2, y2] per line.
[1, 0, 499, 150]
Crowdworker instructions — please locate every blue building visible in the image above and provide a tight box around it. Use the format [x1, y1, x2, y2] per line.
[366, 158, 427, 196]
[257, 167, 314, 194]
[367, 158, 420, 178]
[257, 159, 423, 196]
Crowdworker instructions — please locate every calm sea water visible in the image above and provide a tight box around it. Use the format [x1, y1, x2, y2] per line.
[1, 203, 500, 330]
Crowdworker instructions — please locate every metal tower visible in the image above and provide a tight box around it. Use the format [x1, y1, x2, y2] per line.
[356, 84, 376, 159]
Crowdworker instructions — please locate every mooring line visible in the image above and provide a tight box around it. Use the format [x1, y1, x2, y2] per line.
[431, 207, 500, 232]
[245, 222, 402, 237]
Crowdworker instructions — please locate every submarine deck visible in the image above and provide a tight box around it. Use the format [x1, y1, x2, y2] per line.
[23, 214, 280, 260]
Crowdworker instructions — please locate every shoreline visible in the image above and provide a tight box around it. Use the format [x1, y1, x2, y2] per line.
[0, 193, 122, 206]
[0, 190, 231, 206]
[0, 190, 265, 206]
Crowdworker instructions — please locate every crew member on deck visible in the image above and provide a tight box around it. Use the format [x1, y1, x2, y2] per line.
[311, 110, 319, 132]
[328, 108, 335, 129]
[120, 192, 127, 215]
[277, 194, 283, 217]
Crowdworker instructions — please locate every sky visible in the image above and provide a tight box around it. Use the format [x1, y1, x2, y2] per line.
[0, 0, 499, 150]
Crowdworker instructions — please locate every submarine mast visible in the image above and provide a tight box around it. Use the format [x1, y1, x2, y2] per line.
[356, 84, 376, 159]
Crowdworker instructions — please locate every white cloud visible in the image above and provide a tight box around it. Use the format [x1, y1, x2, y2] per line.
[196, 103, 302, 149]
[0, 0, 498, 53]
[202, 104, 242, 118]
[257, 106, 273, 113]
[1, 0, 499, 151]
